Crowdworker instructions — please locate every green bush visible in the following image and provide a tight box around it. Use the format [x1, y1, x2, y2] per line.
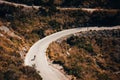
[84, 44, 93, 53]
[48, 20, 61, 30]
[97, 73, 111, 80]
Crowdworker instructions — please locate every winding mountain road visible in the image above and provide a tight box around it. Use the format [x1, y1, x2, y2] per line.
[24, 26, 120, 80]
[0, 0, 119, 13]
[0, 1, 119, 80]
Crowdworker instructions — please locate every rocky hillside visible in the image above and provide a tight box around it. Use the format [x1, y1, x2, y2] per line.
[0, 0, 120, 80]
[0, 3, 42, 80]
[0, 24, 42, 80]
[47, 29, 120, 80]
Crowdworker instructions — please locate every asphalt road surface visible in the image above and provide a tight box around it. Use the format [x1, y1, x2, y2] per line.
[25, 26, 120, 80]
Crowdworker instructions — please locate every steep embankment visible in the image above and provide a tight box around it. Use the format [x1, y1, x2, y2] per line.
[0, 24, 42, 80]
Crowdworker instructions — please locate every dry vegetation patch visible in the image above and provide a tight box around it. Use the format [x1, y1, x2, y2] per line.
[47, 29, 120, 80]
